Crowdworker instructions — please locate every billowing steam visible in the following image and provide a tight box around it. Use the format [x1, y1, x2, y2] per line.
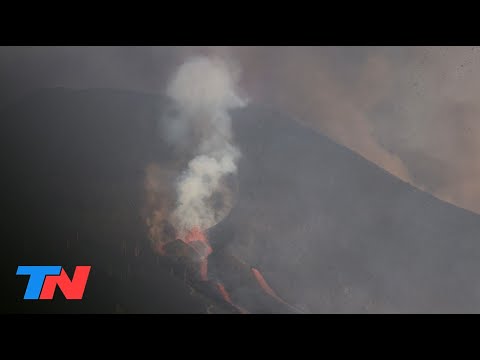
[165, 56, 247, 238]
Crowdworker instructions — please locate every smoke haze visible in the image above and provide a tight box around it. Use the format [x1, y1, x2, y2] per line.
[2, 46, 480, 213]
[161, 56, 246, 237]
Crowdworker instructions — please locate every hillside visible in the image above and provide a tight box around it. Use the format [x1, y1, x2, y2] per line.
[2, 88, 480, 313]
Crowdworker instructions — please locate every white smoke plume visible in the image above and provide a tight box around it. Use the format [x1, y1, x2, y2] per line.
[165, 56, 247, 238]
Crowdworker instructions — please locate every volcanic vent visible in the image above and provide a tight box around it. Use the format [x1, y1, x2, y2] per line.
[6, 85, 480, 313]
[145, 56, 299, 313]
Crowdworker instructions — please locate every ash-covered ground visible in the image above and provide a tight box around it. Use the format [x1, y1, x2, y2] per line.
[2, 88, 480, 313]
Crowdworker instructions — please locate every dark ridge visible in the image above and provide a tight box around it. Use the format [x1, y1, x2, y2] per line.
[2, 88, 480, 313]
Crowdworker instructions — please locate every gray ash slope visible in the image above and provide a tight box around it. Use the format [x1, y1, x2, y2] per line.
[1, 88, 224, 313]
[214, 105, 480, 312]
[2, 88, 480, 313]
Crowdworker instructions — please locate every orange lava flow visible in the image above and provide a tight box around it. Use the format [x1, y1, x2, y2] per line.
[216, 282, 249, 314]
[182, 227, 212, 281]
[216, 282, 233, 303]
[252, 267, 303, 312]
[199, 260, 208, 281]
[251, 268, 278, 298]
[251, 267, 290, 307]
[184, 227, 208, 244]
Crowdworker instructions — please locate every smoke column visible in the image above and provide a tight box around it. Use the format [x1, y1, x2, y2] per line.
[164, 56, 247, 238]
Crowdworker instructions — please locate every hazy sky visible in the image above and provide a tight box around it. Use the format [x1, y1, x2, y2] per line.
[1, 46, 479, 214]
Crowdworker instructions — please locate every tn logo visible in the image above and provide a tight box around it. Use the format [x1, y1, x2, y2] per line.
[16, 266, 91, 300]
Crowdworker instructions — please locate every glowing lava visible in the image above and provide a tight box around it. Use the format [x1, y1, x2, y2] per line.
[184, 227, 208, 244]
[216, 282, 248, 314]
[160, 225, 297, 313]
[216, 282, 233, 304]
[251, 267, 278, 298]
[251, 267, 292, 307]
[181, 227, 212, 281]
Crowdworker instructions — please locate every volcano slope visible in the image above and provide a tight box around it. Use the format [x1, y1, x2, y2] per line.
[2, 88, 480, 313]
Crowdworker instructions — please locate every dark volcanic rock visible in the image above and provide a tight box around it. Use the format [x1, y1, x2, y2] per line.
[2, 88, 480, 313]
[210, 105, 480, 313]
